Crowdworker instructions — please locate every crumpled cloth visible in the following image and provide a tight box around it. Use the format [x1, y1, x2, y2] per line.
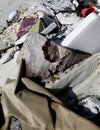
[0, 61, 99, 130]
[43, 0, 79, 13]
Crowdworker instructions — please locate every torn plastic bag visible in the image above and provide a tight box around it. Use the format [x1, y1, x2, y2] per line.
[0, 60, 100, 130]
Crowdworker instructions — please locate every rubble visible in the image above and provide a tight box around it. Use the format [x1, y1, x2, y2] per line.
[42, 0, 79, 13]
[1, 0, 100, 129]
[17, 32, 89, 81]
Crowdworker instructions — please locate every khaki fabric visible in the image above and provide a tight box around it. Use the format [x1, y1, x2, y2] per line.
[52, 103, 99, 130]
[1, 61, 54, 130]
[1, 58, 100, 130]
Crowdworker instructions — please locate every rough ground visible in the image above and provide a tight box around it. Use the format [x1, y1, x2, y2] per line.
[0, 0, 42, 31]
[0, 0, 42, 88]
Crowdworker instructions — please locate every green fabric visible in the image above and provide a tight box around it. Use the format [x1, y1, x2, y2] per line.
[30, 20, 41, 33]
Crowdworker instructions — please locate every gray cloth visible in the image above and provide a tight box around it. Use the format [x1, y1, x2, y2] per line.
[45, 53, 100, 97]
[24, 4, 54, 16]
[43, 0, 78, 13]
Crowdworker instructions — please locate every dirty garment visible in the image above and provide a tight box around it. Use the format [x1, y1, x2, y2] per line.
[0, 60, 100, 130]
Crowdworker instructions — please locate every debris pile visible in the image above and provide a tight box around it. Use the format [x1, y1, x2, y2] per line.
[1, 0, 100, 129]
